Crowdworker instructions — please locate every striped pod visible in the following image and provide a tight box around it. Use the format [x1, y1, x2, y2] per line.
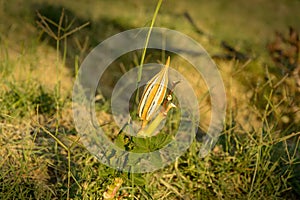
[138, 56, 170, 127]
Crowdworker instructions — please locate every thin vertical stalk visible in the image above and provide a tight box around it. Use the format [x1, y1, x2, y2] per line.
[135, 0, 163, 101]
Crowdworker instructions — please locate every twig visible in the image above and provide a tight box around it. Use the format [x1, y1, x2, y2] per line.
[158, 177, 183, 198]
[183, 11, 205, 35]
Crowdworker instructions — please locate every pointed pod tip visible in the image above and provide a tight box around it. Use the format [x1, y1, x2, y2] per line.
[165, 56, 171, 67]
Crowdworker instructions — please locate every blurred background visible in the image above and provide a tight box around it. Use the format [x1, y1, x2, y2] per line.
[1, 0, 300, 199]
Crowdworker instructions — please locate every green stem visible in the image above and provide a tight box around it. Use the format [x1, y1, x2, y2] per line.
[137, 103, 175, 137]
[138, 112, 166, 137]
[135, 0, 163, 101]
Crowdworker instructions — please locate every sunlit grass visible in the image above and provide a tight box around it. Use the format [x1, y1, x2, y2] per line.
[0, 0, 300, 199]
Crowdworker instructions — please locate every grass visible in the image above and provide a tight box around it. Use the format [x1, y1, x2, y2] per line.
[1, 0, 300, 199]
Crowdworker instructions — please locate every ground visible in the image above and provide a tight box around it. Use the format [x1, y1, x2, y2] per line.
[0, 0, 300, 199]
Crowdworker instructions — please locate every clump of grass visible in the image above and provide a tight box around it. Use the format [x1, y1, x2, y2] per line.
[1, 81, 58, 119]
[1, 0, 300, 200]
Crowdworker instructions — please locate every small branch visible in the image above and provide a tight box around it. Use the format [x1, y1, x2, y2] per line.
[159, 177, 183, 198]
[60, 22, 90, 40]
[292, 65, 300, 89]
[183, 11, 205, 35]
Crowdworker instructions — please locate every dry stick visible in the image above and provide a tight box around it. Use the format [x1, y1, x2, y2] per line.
[57, 8, 65, 40]
[39, 12, 62, 29]
[273, 73, 289, 89]
[232, 59, 252, 77]
[158, 177, 183, 198]
[36, 12, 57, 39]
[37, 124, 71, 200]
[249, 145, 261, 198]
[174, 158, 188, 182]
[221, 41, 250, 61]
[36, 11, 90, 41]
[183, 11, 205, 35]
[272, 131, 300, 145]
[293, 65, 300, 89]
[60, 22, 90, 40]
[291, 136, 300, 160]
